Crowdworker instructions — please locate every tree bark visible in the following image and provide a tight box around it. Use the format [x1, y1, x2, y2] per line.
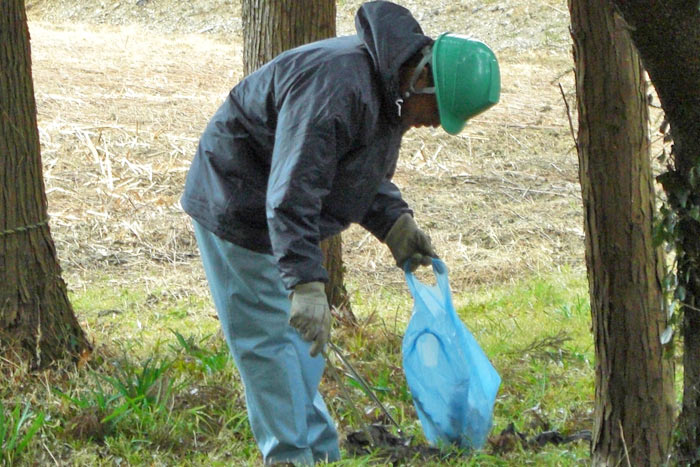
[568, 0, 675, 464]
[241, 0, 351, 313]
[242, 0, 336, 76]
[608, 1, 700, 461]
[320, 236, 352, 320]
[0, 0, 91, 368]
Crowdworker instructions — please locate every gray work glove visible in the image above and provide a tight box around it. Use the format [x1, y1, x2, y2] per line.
[289, 281, 331, 357]
[384, 213, 437, 272]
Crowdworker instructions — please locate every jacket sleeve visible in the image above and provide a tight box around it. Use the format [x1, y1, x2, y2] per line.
[360, 179, 413, 241]
[266, 75, 361, 290]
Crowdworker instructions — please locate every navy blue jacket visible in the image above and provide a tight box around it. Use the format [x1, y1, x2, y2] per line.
[181, 1, 432, 289]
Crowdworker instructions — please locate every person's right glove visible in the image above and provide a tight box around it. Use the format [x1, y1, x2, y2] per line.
[289, 281, 331, 357]
[384, 213, 437, 272]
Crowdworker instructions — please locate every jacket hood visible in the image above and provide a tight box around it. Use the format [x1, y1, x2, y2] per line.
[355, 1, 432, 119]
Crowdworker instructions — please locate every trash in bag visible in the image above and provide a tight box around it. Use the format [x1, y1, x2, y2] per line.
[402, 258, 501, 449]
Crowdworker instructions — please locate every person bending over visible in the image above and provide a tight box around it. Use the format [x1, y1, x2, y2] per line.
[181, 1, 500, 464]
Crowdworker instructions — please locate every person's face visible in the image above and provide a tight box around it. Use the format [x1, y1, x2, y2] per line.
[400, 67, 441, 130]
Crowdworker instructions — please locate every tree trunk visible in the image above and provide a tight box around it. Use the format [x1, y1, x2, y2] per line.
[320, 236, 353, 321]
[0, 0, 91, 369]
[241, 0, 351, 313]
[568, 0, 675, 464]
[242, 0, 336, 76]
[607, 1, 700, 460]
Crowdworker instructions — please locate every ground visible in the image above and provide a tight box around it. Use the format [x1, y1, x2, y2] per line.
[25, 0, 586, 301]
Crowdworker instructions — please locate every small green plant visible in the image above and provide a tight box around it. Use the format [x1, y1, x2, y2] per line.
[0, 401, 45, 465]
[170, 330, 230, 374]
[55, 372, 116, 411]
[100, 356, 174, 411]
[54, 373, 132, 427]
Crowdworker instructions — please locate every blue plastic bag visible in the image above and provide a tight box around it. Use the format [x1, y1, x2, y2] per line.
[402, 258, 501, 449]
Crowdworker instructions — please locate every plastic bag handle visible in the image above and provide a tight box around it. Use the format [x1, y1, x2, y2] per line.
[403, 258, 452, 316]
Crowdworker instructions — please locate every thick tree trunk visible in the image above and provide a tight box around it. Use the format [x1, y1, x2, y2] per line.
[0, 0, 91, 368]
[608, 1, 700, 460]
[568, 0, 675, 464]
[241, 0, 352, 313]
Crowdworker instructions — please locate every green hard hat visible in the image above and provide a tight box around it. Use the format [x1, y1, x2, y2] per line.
[431, 33, 501, 135]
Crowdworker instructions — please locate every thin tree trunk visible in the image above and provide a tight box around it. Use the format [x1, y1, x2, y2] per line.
[320, 236, 352, 320]
[568, 0, 675, 464]
[241, 0, 352, 314]
[0, 0, 91, 368]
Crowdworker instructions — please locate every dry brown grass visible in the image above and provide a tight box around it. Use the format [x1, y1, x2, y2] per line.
[26, 0, 586, 306]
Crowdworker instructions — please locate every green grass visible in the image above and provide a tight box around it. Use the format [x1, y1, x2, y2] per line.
[0, 401, 45, 465]
[5, 269, 593, 466]
[464, 272, 593, 465]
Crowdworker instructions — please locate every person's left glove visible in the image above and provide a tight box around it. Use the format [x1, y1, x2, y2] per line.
[384, 213, 438, 272]
[289, 281, 331, 357]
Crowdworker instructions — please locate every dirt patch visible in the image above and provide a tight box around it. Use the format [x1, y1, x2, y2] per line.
[24, 1, 584, 301]
[64, 407, 111, 442]
[27, 0, 242, 35]
[27, 0, 572, 53]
